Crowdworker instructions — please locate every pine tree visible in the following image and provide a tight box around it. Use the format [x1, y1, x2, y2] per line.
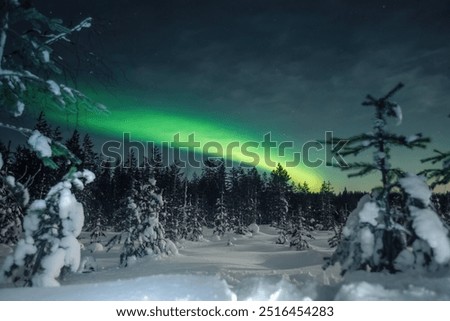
[198, 159, 226, 223]
[81, 134, 98, 171]
[187, 199, 204, 241]
[106, 178, 177, 266]
[92, 159, 114, 226]
[0, 1, 105, 287]
[34, 112, 53, 138]
[213, 195, 229, 237]
[288, 209, 314, 251]
[110, 161, 134, 229]
[66, 131, 83, 163]
[319, 181, 335, 230]
[327, 202, 348, 248]
[108, 195, 140, 267]
[274, 196, 289, 244]
[323, 83, 439, 275]
[1, 170, 94, 286]
[0, 156, 29, 245]
[177, 180, 190, 240]
[268, 163, 291, 227]
[89, 216, 106, 244]
[76, 133, 98, 227]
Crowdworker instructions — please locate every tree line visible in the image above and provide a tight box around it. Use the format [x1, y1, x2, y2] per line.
[2, 113, 450, 250]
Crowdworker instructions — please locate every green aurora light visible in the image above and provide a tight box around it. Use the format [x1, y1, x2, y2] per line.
[45, 91, 324, 190]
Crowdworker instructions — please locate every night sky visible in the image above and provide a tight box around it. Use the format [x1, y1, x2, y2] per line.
[10, 0, 450, 191]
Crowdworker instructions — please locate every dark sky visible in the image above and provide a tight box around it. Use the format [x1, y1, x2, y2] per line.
[29, 0, 450, 190]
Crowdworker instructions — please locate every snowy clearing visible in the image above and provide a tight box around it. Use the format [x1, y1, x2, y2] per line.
[1, 225, 449, 300]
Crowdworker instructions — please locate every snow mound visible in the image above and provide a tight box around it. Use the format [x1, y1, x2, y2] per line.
[87, 243, 104, 253]
[78, 256, 98, 273]
[0, 275, 237, 301]
[248, 223, 260, 234]
[336, 271, 450, 300]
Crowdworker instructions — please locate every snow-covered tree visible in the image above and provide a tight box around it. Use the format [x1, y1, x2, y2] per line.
[275, 196, 289, 244]
[106, 178, 177, 267]
[0, 1, 104, 120]
[213, 195, 229, 237]
[324, 83, 433, 274]
[89, 216, 106, 244]
[176, 186, 190, 240]
[0, 175, 28, 245]
[268, 163, 291, 228]
[1, 170, 94, 287]
[0, 1, 106, 286]
[0, 153, 29, 244]
[164, 206, 180, 242]
[187, 201, 204, 241]
[288, 210, 314, 251]
[319, 181, 335, 230]
[328, 208, 347, 248]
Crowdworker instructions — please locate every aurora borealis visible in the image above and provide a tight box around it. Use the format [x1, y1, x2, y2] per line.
[3, 0, 450, 192]
[45, 90, 325, 189]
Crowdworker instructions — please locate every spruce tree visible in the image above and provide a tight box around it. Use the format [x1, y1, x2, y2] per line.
[1, 170, 95, 286]
[89, 216, 106, 244]
[0, 1, 105, 286]
[213, 195, 229, 238]
[288, 209, 314, 251]
[319, 181, 335, 230]
[198, 159, 226, 223]
[0, 153, 28, 245]
[268, 163, 291, 227]
[324, 83, 439, 274]
[187, 199, 204, 241]
[77, 133, 98, 227]
[93, 159, 114, 226]
[177, 180, 190, 240]
[106, 178, 177, 266]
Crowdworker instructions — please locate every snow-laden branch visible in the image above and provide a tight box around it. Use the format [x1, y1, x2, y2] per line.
[0, 68, 109, 114]
[44, 17, 92, 46]
[0, 69, 41, 81]
[0, 122, 81, 169]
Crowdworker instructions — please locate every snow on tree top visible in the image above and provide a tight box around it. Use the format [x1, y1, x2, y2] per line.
[0, 152, 3, 170]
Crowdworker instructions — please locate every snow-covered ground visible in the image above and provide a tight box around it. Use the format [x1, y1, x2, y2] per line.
[1, 225, 449, 300]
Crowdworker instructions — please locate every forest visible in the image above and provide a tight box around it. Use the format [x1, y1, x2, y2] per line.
[1, 0, 450, 294]
[1, 112, 450, 256]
